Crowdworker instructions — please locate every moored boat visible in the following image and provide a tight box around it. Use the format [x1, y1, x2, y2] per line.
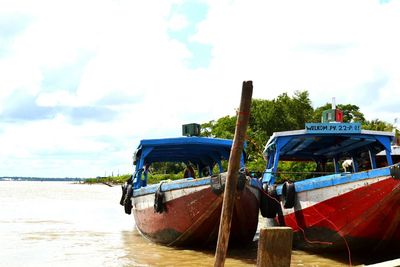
[121, 134, 260, 247]
[260, 108, 400, 253]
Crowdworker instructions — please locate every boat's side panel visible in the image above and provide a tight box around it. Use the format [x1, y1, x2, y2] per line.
[230, 185, 261, 244]
[133, 185, 216, 244]
[282, 176, 400, 251]
[132, 184, 260, 247]
[285, 175, 391, 214]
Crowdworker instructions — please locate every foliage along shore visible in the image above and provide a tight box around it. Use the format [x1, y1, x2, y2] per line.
[200, 91, 398, 181]
[84, 173, 183, 185]
[86, 90, 399, 185]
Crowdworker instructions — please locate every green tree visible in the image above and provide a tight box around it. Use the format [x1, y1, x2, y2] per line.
[246, 91, 313, 172]
[200, 115, 236, 139]
[362, 119, 393, 131]
[92, 92, 398, 185]
[201, 90, 314, 173]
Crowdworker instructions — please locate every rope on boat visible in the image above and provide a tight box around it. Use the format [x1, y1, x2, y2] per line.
[258, 188, 353, 267]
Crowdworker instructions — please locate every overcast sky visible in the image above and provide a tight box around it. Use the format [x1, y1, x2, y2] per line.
[1, 0, 399, 178]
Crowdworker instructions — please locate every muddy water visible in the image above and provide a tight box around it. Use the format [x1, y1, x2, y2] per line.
[0, 181, 391, 266]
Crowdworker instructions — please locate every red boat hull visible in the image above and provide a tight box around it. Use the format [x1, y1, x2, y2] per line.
[281, 176, 400, 252]
[132, 183, 260, 247]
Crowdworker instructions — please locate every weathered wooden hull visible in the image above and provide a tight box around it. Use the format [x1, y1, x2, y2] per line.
[281, 175, 400, 252]
[132, 180, 260, 247]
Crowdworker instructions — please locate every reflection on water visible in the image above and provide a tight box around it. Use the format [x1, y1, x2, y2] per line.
[119, 230, 357, 266]
[0, 182, 396, 266]
[120, 229, 256, 266]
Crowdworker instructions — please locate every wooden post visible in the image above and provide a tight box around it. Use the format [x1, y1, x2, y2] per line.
[214, 81, 253, 267]
[257, 227, 293, 267]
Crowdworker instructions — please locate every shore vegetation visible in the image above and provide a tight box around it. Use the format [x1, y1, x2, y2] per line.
[87, 90, 396, 185]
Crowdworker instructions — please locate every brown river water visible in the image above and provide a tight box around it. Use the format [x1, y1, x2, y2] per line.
[0, 181, 396, 267]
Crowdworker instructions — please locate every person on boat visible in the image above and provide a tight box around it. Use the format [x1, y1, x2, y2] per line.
[201, 166, 211, 177]
[144, 163, 150, 172]
[315, 160, 327, 173]
[342, 159, 353, 172]
[183, 165, 196, 178]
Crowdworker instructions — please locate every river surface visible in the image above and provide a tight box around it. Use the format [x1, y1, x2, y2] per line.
[0, 181, 395, 266]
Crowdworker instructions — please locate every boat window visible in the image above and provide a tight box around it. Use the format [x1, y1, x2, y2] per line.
[274, 154, 378, 183]
[145, 162, 195, 184]
[212, 160, 228, 174]
[183, 165, 196, 178]
[275, 161, 317, 183]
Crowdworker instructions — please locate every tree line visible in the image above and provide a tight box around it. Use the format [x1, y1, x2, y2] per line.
[200, 90, 396, 174]
[91, 90, 397, 184]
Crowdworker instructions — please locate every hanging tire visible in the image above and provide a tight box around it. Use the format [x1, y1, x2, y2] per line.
[121, 175, 133, 209]
[120, 184, 127, 206]
[236, 171, 246, 191]
[260, 185, 279, 218]
[123, 184, 133, 214]
[154, 191, 165, 213]
[154, 182, 165, 213]
[282, 181, 296, 209]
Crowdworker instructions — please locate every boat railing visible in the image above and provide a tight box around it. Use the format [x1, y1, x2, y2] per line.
[270, 171, 336, 175]
[264, 166, 393, 195]
[261, 169, 338, 184]
[261, 165, 397, 187]
[280, 166, 392, 194]
[132, 177, 211, 197]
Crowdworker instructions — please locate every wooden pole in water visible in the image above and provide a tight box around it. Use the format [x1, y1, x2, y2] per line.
[214, 81, 253, 267]
[256, 227, 293, 267]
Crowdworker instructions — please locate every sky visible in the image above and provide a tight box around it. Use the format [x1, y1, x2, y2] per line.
[0, 0, 399, 178]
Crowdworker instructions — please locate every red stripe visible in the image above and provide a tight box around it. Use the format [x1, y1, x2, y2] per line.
[285, 177, 400, 245]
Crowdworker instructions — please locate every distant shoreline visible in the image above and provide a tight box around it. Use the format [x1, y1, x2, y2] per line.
[0, 177, 86, 182]
[0, 173, 181, 185]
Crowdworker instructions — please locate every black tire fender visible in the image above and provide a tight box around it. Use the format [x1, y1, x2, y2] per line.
[154, 191, 165, 213]
[260, 184, 279, 218]
[154, 182, 165, 213]
[236, 171, 246, 191]
[282, 181, 296, 209]
[120, 184, 127, 206]
[123, 184, 133, 215]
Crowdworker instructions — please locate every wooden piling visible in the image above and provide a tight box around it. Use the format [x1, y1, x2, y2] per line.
[257, 227, 293, 267]
[214, 81, 253, 267]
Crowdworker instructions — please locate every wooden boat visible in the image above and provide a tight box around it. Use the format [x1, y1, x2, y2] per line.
[260, 112, 400, 253]
[121, 136, 260, 247]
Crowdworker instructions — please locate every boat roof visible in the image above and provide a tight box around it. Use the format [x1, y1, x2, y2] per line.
[135, 137, 239, 167]
[263, 125, 394, 161]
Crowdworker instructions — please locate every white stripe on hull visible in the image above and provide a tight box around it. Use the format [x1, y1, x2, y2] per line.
[133, 183, 260, 211]
[283, 175, 391, 216]
[133, 184, 210, 211]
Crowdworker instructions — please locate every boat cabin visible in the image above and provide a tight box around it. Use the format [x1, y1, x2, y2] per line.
[132, 137, 245, 189]
[262, 122, 395, 185]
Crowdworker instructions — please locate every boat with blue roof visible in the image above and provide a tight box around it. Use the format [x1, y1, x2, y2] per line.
[120, 124, 260, 247]
[260, 106, 400, 253]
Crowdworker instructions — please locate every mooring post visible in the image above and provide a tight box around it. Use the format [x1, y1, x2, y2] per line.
[257, 227, 293, 267]
[214, 81, 253, 267]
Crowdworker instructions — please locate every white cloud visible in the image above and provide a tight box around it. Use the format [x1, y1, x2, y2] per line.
[1, 0, 400, 177]
[194, 0, 400, 113]
[168, 13, 189, 31]
[36, 90, 77, 107]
